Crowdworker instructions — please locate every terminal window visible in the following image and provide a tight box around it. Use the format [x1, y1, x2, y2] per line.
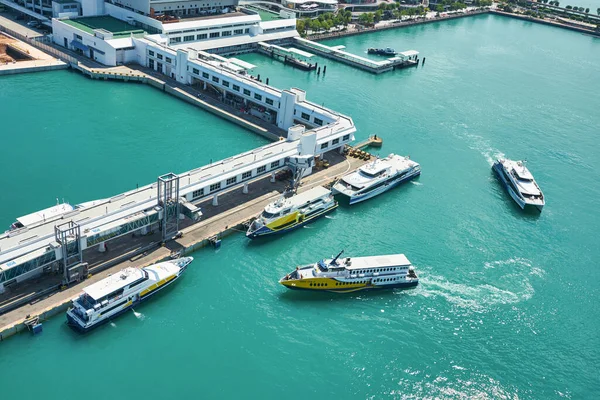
[222, 80, 230, 87]
[192, 189, 204, 199]
[257, 165, 266, 173]
[254, 93, 262, 101]
[343, 134, 350, 141]
[242, 171, 252, 179]
[233, 84, 240, 92]
[184, 35, 194, 41]
[271, 161, 280, 168]
[243, 89, 251, 96]
[212, 76, 219, 83]
[210, 182, 221, 191]
[226, 177, 237, 185]
[222, 31, 232, 37]
[193, 68, 199, 75]
[157, 54, 163, 60]
[202, 72, 209, 79]
[210, 32, 220, 38]
[332, 138, 339, 145]
[314, 118, 324, 126]
[266, 98, 274, 106]
[166, 57, 172, 64]
[301, 112, 310, 120]
[148, 50, 155, 56]
[197, 33, 207, 40]
[321, 142, 328, 149]
[234, 29, 243, 35]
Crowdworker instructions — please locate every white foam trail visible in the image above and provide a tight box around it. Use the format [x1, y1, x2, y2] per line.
[132, 309, 145, 320]
[410, 181, 423, 186]
[303, 226, 314, 229]
[325, 215, 336, 219]
[110, 322, 117, 328]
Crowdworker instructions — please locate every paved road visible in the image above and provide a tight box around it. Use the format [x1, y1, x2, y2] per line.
[0, 14, 43, 38]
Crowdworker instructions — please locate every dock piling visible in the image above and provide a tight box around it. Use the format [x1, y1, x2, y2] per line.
[212, 194, 219, 206]
[422, 57, 426, 66]
[323, 65, 327, 74]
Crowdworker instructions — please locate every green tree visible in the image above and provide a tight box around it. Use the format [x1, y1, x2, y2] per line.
[436, 4, 444, 12]
[565, 5, 572, 9]
[374, 9, 384, 22]
[585, 7, 589, 13]
[296, 19, 305, 34]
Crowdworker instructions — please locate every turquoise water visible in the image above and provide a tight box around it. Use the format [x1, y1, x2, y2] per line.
[1, 14, 600, 398]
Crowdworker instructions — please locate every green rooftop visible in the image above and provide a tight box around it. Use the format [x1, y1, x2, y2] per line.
[243, 6, 283, 22]
[62, 16, 146, 38]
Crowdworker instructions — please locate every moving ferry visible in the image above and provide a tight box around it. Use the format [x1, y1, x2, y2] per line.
[279, 251, 418, 293]
[246, 186, 337, 239]
[492, 158, 545, 211]
[332, 154, 420, 205]
[66, 257, 193, 333]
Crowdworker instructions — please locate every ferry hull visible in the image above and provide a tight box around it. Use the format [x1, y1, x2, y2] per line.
[247, 203, 337, 239]
[337, 169, 421, 205]
[66, 266, 187, 334]
[492, 162, 543, 212]
[282, 280, 418, 293]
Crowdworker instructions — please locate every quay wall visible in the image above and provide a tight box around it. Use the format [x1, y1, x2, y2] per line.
[490, 10, 600, 37]
[0, 63, 67, 75]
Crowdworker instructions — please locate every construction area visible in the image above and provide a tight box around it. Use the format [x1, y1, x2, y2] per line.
[0, 32, 66, 74]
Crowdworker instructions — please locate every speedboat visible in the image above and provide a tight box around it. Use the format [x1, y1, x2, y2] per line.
[66, 257, 193, 333]
[492, 158, 544, 211]
[332, 154, 420, 205]
[279, 251, 418, 293]
[367, 47, 397, 56]
[246, 186, 337, 239]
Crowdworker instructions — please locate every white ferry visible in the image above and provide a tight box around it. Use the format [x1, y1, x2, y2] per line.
[332, 154, 420, 205]
[246, 186, 337, 239]
[279, 251, 418, 293]
[492, 158, 544, 211]
[66, 257, 193, 333]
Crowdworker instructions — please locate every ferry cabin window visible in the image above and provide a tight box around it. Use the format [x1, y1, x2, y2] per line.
[242, 171, 252, 179]
[192, 188, 204, 199]
[197, 33, 207, 40]
[254, 93, 262, 101]
[210, 182, 221, 191]
[332, 138, 339, 145]
[262, 210, 279, 219]
[226, 176, 237, 185]
[243, 89, 251, 96]
[210, 32, 220, 38]
[192, 68, 199, 75]
[233, 84, 240, 92]
[202, 72, 209, 79]
[314, 118, 324, 126]
[257, 165, 266, 173]
[343, 134, 350, 141]
[244, 28, 250, 33]
[301, 112, 310, 120]
[320, 143, 328, 150]
[222, 31, 232, 37]
[148, 50, 155, 56]
[170, 37, 181, 44]
[212, 76, 219, 83]
[271, 161, 280, 168]
[222, 80, 230, 87]
[266, 98, 274, 106]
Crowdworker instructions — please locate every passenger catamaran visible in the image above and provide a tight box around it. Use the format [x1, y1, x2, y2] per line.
[246, 186, 337, 239]
[279, 251, 418, 293]
[492, 158, 545, 211]
[332, 154, 420, 205]
[66, 257, 193, 333]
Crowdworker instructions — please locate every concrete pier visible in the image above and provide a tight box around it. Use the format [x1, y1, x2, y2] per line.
[0, 152, 369, 341]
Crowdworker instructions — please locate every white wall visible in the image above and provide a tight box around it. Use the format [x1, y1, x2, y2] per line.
[80, 0, 105, 16]
[105, 3, 164, 32]
[52, 19, 118, 66]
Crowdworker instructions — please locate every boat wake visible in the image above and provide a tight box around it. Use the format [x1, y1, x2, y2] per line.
[410, 181, 423, 186]
[132, 309, 145, 320]
[110, 322, 117, 328]
[414, 258, 543, 312]
[448, 123, 504, 166]
[325, 215, 336, 219]
[302, 226, 314, 229]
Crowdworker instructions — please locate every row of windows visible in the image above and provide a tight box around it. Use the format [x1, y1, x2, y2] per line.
[188, 163, 281, 201]
[300, 112, 324, 126]
[319, 135, 350, 150]
[171, 28, 250, 44]
[148, 51, 173, 65]
[190, 68, 277, 108]
[374, 277, 402, 283]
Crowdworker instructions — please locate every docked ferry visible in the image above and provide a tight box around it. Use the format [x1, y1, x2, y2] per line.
[279, 251, 418, 293]
[66, 257, 193, 333]
[368, 47, 397, 56]
[332, 154, 420, 205]
[246, 186, 337, 239]
[492, 158, 545, 211]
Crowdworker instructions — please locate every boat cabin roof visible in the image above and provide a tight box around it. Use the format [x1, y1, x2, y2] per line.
[340, 254, 411, 270]
[16, 203, 74, 227]
[513, 164, 534, 180]
[83, 267, 144, 300]
[359, 159, 391, 176]
[265, 186, 330, 213]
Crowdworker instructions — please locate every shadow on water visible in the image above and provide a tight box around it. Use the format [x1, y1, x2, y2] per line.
[277, 287, 406, 304]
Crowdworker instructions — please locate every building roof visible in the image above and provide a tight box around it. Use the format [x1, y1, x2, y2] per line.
[172, 29, 298, 52]
[162, 14, 260, 32]
[62, 16, 146, 38]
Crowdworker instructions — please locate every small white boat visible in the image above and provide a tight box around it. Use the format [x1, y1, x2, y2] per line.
[332, 154, 420, 205]
[66, 257, 193, 333]
[246, 186, 337, 239]
[279, 250, 419, 293]
[492, 158, 544, 211]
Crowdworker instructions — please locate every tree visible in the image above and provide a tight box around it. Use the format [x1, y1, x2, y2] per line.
[436, 4, 445, 12]
[585, 7, 589, 13]
[374, 9, 384, 22]
[565, 5, 572, 9]
[296, 19, 305, 35]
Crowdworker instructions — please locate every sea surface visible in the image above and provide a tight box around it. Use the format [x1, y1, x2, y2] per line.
[1, 14, 599, 399]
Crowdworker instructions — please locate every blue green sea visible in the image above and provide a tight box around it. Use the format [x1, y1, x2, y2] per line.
[1, 14, 599, 399]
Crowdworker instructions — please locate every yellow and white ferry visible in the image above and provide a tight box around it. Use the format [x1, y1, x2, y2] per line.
[279, 251, 418, 293]
[246, 186, 337, 239]
[66, 257, 193, 333]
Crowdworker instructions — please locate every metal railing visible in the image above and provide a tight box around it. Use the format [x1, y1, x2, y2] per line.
[0, 25, 78, 65]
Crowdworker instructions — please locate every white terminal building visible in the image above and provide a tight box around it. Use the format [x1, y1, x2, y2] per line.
[0, 0, 360, 293]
